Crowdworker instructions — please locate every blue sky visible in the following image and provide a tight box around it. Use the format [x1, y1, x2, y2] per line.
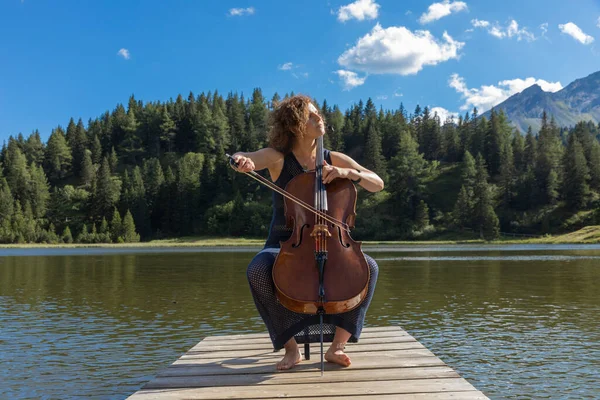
[1, 0, 599, 143]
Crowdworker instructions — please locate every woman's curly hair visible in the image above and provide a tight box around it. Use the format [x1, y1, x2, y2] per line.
[268, 94, 323, 154]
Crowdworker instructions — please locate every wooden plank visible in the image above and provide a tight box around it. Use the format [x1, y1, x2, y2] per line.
[145, 366, 459, 388]
[160, 355, 445, 376]
[172, 349, 438, 365]
[286, 393, 489, 400]
[199, 326, 406, 341]
[129, 378, 479, 399]
[129, 326, 489, 399]
[190, 335, 418, 352]
[196, 330, 414, 346]
[179, 342, 427, 360]
[130, 391, 488, 400]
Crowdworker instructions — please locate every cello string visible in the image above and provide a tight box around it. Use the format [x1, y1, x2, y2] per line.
[226, 152, 349, 231]
[236, 166, 351, 233]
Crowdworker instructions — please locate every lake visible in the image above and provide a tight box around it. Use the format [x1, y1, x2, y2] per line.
[1, 244, 599, 399]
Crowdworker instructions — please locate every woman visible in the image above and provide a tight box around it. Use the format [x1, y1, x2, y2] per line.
[231, 95, 384, 370]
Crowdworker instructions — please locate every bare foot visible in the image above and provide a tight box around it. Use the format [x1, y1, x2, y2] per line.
[276, 346, 302, 370]
[325, 347, 352, 367]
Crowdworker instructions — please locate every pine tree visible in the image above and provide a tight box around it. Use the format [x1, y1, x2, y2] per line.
[80, 150, 94, 187]
[512, 130, 526, 174]
[536, 111, 563, 205]
[363, 117, 387, 182]
[453, 185, 472, 228]
[461, 151, 477, 191]
[414, 200, 430, 231]
[70, 119, 88, 177]
[62, 226, 73, 243]
[5, 141, 32, 207]
[249, 88, 268, 147]
[24, 130, 45, 165]
[122, 209, 140, 242]
[472, 154, 499, 239]
[45, 127, 72, 182]
[524, 126, 537, 169]
[588, 140, 600, 191]
[90, 134, 102, 164]
[119, 110, 144, 165]
[92, 157, 121, 220]
[110, 208, 123, 242]
[562, 134, 590, 209]
[28, 162, 50, 219]
[109, 146, 118, 173]
[388, 129, 437, 235]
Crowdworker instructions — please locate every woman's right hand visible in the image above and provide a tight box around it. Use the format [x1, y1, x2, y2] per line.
[231, 153, 255, 173]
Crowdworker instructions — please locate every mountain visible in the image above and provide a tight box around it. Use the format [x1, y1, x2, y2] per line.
[481, 70, 600, 133]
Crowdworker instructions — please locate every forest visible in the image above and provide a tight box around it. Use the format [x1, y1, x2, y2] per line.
[1, 88, 599, 244]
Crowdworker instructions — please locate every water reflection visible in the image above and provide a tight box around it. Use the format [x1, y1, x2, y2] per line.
[0, 247, 599, 399]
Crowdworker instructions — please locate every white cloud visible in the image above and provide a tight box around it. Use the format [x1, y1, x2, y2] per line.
[335, 70, 367, 90]
[558, 22, 594, 44]
[431, 106, 459, 123]
[228, 7, 255, 17]
[394, 90, 403, 97]
[540, 22, 548, 36]
[377, 95, 388, 100]
[471, 18, 489, 28]
[472, 19, 535, 41]
[449, 73, 563, 112]
[419, 1, 467, 24]
[278, 62, 293, 71]
[117, 48, 130, 60]
[597, 16, 600, 28]
[338, 24, 464, 76]
[337, 0, 380, 22]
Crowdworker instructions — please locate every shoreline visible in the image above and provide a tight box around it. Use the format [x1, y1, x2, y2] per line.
[0, 227, 599, 248]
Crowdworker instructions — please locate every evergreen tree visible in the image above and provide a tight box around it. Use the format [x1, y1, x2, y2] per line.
[122, 209, 140, 242]
[110, 208, 123, 242]
[363, 115, 387, 182]
[92, 157, 121, 221]
[109, 146, 118, 173]
[70, 119, 88, 177]
[414, 200, 430, 231]
[587, 140, 600, 191]
[453, 185, 472, 228]
[24, 130, 45, 165]
[4, 141, 32, 207]
[90, 133, 102, 165]
[472, 154, 499, 239]
[80, 150, 94, 187]
[62, 226, 73, 243]
[28, 162, 50, 219]
[562, 134, 590, 209]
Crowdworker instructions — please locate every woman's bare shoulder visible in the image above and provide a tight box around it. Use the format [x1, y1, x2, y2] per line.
[257, 147, 285, 181]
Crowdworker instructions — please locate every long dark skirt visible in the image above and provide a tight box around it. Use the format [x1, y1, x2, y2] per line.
[247, 247, 379, 351]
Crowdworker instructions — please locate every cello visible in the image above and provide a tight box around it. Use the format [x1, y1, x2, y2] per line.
[226, 134, 370, 375]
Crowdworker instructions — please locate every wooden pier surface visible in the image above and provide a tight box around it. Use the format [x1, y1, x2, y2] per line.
[129, 326, 489, 399]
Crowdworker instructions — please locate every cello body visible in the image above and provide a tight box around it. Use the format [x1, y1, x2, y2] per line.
[272, 171, 370, 314]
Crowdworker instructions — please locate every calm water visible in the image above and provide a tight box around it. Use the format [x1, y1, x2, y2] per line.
[1, 245, 599, 399]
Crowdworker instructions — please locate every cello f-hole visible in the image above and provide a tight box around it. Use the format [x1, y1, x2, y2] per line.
[292, 224, 309, 248]
[337, 226, 350, 248]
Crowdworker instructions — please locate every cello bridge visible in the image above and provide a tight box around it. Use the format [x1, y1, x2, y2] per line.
[310, 224, 332, 238]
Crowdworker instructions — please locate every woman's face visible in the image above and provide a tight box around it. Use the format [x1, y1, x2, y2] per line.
[305, 103, 325, 139]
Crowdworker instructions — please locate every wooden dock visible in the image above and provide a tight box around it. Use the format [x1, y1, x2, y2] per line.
[129, 326, 489, 399]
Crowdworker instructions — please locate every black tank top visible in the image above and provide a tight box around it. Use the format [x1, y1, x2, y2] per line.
[263, 149, 332, 249]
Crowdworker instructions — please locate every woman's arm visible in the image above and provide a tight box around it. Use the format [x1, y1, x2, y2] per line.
[231, 148, 284, 180]
[325, 151, 385, 193]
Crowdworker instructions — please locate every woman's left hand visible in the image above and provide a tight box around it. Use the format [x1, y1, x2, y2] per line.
[322, 160, 350, 184]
